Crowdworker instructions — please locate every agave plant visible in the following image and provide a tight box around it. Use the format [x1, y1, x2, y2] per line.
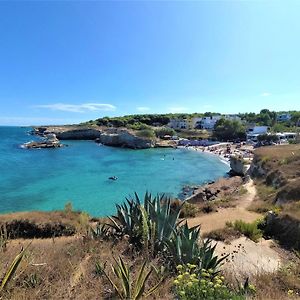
[102, 256, 162, 300]
[106, 192, 184, 254]
[90, 223, 110, 240]
[198, 238, 228, 272]
[165, 222, 227, 273]
[165, 222, 201, 266]
[145, 195, 184, 254]
[0, 244, 30, 292]
[106, 194, 142, 242]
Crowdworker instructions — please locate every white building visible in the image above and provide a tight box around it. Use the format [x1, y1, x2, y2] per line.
[276, 132, 296, 141]
[168, 119, 190, 129]
[247, 125, 269, 135]
[246, 126, 269, 142]
[191, 117, 203, 129]
[199, 116, 222, 130]
[277, 113, 291, 122]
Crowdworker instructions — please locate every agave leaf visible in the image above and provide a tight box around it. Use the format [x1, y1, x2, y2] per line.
[144, 269, 164, 298]
[0, 243, 30, 291]
[133, 261, 147, 299]
[117, 257, 130, 299]
[140, 206, 149, 250]
[102, 267, 125, 300]
[134, 268, 152, 300]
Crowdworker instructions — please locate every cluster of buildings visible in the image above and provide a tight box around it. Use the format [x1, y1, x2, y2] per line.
[246, 126, 297, 143]
[167, 114, 298, 143]
[168, 115, 241, 130]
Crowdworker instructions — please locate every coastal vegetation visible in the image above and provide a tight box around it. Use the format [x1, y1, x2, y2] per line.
[226, 219, 263, 242]
[84, 109, 300, 131]
[213, 119, 246, 142]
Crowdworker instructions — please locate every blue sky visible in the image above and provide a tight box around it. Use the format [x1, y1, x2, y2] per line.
[0, 1, 300, 125]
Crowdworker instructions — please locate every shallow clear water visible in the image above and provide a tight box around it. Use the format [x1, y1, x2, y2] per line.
[0, 127, 229, 216]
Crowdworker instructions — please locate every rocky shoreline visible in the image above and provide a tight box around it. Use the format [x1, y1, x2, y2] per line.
[30, 125, 166, 149]
[184, 176, 244, 204]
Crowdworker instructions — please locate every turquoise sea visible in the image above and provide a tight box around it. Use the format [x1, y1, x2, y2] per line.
[0, 127, 229, 216]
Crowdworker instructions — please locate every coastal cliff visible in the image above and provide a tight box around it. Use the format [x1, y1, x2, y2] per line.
[248, 145, 300, 249]
[97, 128, 154, 149]
[33, 126, 155, 149]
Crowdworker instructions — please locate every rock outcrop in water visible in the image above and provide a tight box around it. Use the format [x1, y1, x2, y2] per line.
[23, 133, 63, 149]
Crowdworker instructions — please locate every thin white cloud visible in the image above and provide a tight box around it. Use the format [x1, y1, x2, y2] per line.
[168, 106, 189, 113]
[136, 106, 150, 112]
[261, 92, 271, 97]
[34, 103, 116, 113]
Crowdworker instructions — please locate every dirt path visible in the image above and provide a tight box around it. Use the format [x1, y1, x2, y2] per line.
[187, 179, 261, 234]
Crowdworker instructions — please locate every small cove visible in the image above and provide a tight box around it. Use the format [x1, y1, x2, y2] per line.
[0, 127, 230, 216]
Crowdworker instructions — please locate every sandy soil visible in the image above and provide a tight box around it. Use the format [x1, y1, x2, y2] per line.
[215, 237, 282, 277]
[187, 179, 261, 233]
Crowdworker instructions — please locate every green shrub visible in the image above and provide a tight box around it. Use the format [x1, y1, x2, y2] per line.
[155, 127, 176, 138]
[78, 212, 90, 235]
[127, 123, 151, 131]
[181, 203, 198, 218]
[136, 129, 155, 139]
[64, 201, 73, 214]
[227, 219, 262, 242]
[173, 264, 245, 300]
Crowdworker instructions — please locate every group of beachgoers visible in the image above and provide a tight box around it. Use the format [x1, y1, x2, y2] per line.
[180, 142, 254, 164]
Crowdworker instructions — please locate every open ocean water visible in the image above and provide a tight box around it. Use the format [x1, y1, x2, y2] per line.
[0, 126, 229, 216]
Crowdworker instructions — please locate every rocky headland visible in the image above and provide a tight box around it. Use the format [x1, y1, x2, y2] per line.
[31, 125, 161, 149]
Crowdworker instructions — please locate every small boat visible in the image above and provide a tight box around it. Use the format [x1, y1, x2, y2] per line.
[109, 176, 118, 181]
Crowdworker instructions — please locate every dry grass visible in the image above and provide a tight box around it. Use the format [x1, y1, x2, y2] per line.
[248, 181, 278, 213]
[251, 145, 300, 221]
[252, 259, 300, 300]
[255, 144, 300, 161]
[0, 236, 173, 299]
